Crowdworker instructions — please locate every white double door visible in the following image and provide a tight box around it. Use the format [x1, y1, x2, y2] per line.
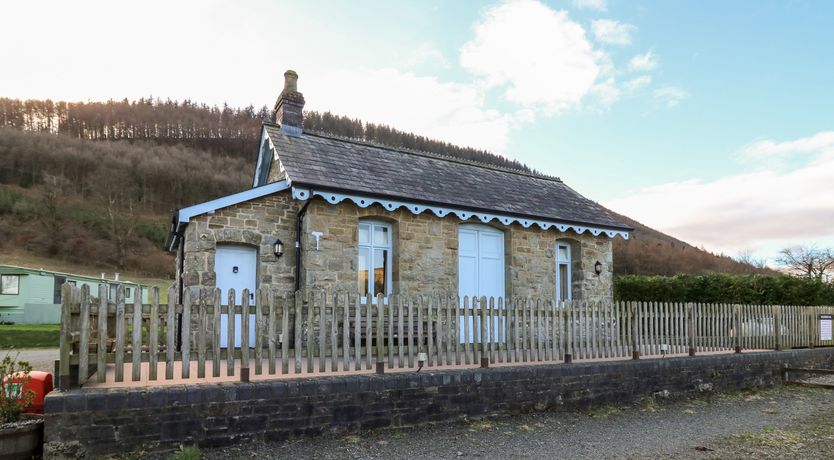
[216, 245, 257, 348]
[458, 225, 505, 343]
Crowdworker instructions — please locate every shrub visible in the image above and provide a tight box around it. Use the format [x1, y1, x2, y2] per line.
[168, 446, 201, 460]
[0, 353, 35, 424]
[614, 274, 834, 305]
[0, 189, 21, 215]
[137, 222, 169, 248]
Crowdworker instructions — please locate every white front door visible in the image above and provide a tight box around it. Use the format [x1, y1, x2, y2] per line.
[458, 225, 505, 343]
[216, 244, 257, 348]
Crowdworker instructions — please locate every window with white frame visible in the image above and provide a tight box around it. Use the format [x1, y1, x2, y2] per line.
[53, 276, 66, 304]
[1, 275, 20, 295]
[556, 242, 572, 302]
[358, 221, 392, 299]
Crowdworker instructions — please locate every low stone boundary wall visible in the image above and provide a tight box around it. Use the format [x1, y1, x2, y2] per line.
[44, 348, 834, 457]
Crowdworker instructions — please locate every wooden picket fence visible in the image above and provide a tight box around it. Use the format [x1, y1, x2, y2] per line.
[57, 284, 834, 388]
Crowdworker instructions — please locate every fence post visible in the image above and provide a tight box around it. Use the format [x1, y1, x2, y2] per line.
[58, 283, 72, 390]
[688, 303, 696, 356]
[631, 302, 639, 360]
[99, 285, 110, 383]
[734, 305, 741, 353]
[563, 302, 572, 364]
[480, 296, 489, 368]
[808, 307, 815, 349]
[132, 287, 143, 382]
[294, 291, 303, 374]
[240, 289, 249, 382]
[180, 288, 190, 380]
[774, 305, 782, 351]
[376, 293, 385, 374]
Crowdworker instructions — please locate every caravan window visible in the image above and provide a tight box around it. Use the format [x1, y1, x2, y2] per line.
[1, 275, 19, 295]
[53, 276, 66, 304]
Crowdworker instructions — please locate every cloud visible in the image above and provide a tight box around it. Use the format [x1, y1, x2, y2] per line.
[572, 0, 607, 11]
[653, 86, 688, 107]
[628, 51, 658, 72]
[287, 1, 663, 154]
[404, 43, 450, 69]
[591, 19, 636, 45]
[605, 132, 834, 258]
[303, 67, 515, 153]
[460, 0, 603, 114]
[623, 75, 652, 91]
[741, 131, 834, 158]
[589, 77, 622, 108]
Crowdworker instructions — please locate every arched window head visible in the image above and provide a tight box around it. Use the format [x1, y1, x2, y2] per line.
[358, 220, 392, 299]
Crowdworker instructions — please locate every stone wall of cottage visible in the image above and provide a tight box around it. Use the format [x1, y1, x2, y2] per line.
[508, 224, 613, 302]
[301, 199, 459, 295]
[179, 193, 614, 303]
[300, 199, 613, 302]
[180, 192, 300, 297]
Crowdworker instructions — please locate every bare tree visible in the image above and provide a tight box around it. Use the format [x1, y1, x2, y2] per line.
[37, 175, 67, 255]
[735, 250, 768, 271]
[776, 246, 834, 280]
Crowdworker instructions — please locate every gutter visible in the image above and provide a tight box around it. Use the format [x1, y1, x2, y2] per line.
[290, 181, 635, 234]
[165, 209, 186, 302]
[294, 196, 313, 291]
[166, 210, 182, 252]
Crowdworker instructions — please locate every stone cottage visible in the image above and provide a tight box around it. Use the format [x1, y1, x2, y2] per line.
[168, 70, 631, 316]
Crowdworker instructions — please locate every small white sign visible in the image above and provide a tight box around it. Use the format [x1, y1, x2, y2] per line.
[820, 315, 833, 341]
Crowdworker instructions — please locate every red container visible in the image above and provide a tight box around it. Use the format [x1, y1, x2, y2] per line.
[3, 371, 53, 414]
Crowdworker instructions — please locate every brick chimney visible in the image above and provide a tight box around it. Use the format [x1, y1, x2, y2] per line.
[274, 70, 305, 135]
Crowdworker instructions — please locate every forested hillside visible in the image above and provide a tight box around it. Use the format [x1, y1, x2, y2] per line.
[612, 213, 768, 275]
[0, 128, 250, 275]
[0, 97, 766, 278]
[0, 97, 529, 172]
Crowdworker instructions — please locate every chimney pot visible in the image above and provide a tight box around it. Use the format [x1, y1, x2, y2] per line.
[283, 70, 298, 93]
[274, 69, 305, 135]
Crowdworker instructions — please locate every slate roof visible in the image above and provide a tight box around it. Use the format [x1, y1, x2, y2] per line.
[263, 123, 631, 231]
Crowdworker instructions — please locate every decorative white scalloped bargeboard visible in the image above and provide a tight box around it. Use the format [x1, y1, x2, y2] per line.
[292, 187, 629, 239]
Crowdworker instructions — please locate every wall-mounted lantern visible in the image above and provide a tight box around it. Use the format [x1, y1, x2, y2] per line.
[273, 238, 284, 258]
[594, 261, 603, 276]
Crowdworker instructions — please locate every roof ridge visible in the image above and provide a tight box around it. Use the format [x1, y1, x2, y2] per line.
[263, 121, 563, 183]
[0, 264, 142, 283]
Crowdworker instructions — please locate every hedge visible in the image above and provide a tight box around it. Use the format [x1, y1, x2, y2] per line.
[614, 273, 834, 306]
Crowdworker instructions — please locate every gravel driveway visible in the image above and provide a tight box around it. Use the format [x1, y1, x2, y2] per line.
[199, 385, 834, 460]
[1, 348, 58, 373]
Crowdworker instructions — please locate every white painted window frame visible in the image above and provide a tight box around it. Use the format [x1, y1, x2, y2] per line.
[0, 274, 20, 295]
[358, 220, 393, 302]
[556, 242, 572, 302]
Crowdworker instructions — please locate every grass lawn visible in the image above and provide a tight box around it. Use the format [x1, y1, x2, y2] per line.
[0, 324, 60, 349]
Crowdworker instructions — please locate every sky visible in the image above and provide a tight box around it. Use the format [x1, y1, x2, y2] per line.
[2, 0, 833, 265]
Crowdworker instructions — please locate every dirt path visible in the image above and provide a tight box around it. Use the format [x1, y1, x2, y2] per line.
[197, 385, 834, 460]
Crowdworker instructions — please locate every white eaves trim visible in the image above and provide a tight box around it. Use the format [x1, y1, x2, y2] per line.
[253, 126, 281, 188]
[292, 187, 629, 239]
[177, 180, 290, 223]
[252, 128, 269, 187]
